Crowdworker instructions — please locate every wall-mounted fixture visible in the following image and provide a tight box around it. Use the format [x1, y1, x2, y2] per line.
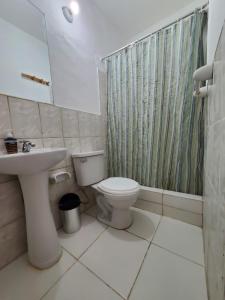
[193, 86, 208, 98]
[21, 73, 50, 86]
[62, 1, 80, 23]
[49, 171, 71, 184]
[70, 1, 80, 15]
[193, 64, 213, 97]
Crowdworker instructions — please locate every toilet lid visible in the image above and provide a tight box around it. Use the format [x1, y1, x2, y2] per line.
[98, 177, 139, 194]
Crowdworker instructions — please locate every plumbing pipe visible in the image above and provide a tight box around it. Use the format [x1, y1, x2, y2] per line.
[193, 64, 213, 81]
[193, 64, 213, 97]
[193, 86, 208, 98]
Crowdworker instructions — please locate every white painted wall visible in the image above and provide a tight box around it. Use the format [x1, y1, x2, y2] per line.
[28, 0, 208, 113]
[93, 0, 206, 43]
[207, 0, 225, 63]
[31, 0, 124, 114]
[126, 0, 207, 44]
[0, 17, 52, 102]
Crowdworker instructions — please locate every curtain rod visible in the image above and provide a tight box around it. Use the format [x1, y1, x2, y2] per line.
[101, 3, 208, 61]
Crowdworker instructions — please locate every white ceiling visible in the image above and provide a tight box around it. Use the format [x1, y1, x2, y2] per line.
[0, 0, 46, 42]
[92, 0, 206, 41]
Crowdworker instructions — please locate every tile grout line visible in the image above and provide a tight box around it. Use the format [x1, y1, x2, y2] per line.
[40, 222, 109, 298]
[63, 213, 162, 299]
[44, 213, 202, 300]
[0, 215, 25, 231]
[6, 96, 14, 136]
[60, 221, 109, 262]
[78, 225, 109, 259]
[125, 229, 151, 242]
[127, 215, 163, 299]
[85, 208, 162, 244]
[78, 260, 126, 300]
[40, 257, 78, 300]
[59, 212, 203, 299]
[151, 242, 205, 267]
[125, 214, 163, 243]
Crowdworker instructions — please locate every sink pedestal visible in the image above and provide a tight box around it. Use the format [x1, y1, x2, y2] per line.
[19, 171, 62, 269]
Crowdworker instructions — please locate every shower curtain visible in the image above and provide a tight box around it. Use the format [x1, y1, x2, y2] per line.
[105, 11, 207, 195]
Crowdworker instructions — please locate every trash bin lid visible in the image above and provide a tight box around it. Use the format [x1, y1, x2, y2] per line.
[59, 193, 81, 211]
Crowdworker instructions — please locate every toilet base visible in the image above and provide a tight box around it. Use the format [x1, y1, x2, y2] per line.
[97, 208, 133, 230]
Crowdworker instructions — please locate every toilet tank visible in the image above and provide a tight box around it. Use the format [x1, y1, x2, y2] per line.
[72, 150, 105, 186]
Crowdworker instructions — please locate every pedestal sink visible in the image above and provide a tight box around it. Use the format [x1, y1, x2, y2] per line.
[0, 148, 67, 269]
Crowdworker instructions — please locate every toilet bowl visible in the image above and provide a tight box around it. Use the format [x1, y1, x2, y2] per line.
[72, 151, 140, 229]
[93, 177, 139, 229]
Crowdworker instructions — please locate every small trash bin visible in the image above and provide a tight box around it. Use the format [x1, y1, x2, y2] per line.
[59, 193, 81, 234]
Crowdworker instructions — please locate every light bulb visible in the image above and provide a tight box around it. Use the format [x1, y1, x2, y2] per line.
[70, 1, 80, 15]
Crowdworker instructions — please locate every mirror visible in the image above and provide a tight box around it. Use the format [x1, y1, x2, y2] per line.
[0, 0, 53, 103]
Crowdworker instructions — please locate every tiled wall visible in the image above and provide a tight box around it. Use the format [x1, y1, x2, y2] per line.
[134, 186, 203, 227]
[203, 23, 225, 300]
[0, 92, 106, 270]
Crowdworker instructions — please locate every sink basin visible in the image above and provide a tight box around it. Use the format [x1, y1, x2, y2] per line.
[0, 148, 66, 175]
[0, 148, 67, 269]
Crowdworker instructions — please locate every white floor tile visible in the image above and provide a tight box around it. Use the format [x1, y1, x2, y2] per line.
[80, 228, 148, 299]
[42, 262, 123, 300]
[0, 250, 75, 300]
[127, 208, 161, 241]
[152, 216, 204, 265]
[129, 244, 207, 300]
[59, 214, 107, 258]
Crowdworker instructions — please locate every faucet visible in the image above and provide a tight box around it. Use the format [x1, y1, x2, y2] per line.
[20, 140, 36, 153]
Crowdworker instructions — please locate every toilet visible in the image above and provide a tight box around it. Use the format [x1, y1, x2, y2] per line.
[72, 150, 140, 229]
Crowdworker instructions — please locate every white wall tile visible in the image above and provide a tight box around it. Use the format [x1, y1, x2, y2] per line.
[134, 199, 162, 215]
[163, 205, 202, 227]
[0, 174, 16, 184]
[0, 95, 11, 138]
[204, 24, 225, 300]
[0, 95, 106, 270]
[8, 97, 42, 138]
[43, 138, 66, 169]
[79, 112, 103, 137]
[139, 186, 163, 204]
[0, 218, 27, 270]
[39, 103, 63, 138]
[80, 137, 105, 152]
[64, 138, 80, 166]
[163, 192, 203, 214]
[0, 180, 24, 228]
[163, 190, 202, 201]
[0, 138, 6, 154]
[61, 108, 79, 138]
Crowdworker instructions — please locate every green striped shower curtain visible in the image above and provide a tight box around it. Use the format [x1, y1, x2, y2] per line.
[106, 11, 206, 195]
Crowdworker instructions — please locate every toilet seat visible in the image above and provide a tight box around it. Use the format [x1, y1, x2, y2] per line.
[98, 177, 139, 195]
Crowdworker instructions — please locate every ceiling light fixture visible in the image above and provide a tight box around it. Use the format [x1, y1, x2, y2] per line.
[70, 1, 80, 15]
[62, 1, 80, 23]
[62, 6, 73, 23]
